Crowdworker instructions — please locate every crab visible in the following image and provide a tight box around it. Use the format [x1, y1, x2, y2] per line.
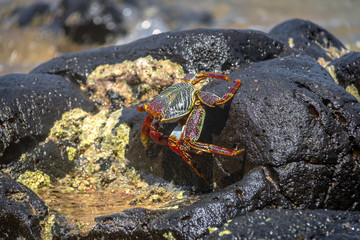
[136, 72, 244, 179]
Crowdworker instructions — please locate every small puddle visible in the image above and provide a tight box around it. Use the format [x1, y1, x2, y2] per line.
[36, 186, 185, 234]
[37, 189, 137, 222]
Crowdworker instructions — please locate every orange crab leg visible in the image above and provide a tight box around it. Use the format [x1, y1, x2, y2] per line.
[197, 79, 242, 107]
[168, 105, 243, 179]
[183, 104, 244, 157]
[139, 113, 168, 149]
[149, 121, 168, 146]
[139, 115, 152, 149]
[187, 141, 245, 156]
[179, 146, 207, 179]
[168, 136, 207, 179]
[182, 72, 232, 84]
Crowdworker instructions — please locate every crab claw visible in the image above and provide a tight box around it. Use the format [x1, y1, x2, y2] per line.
[136, 104, 147, 112]
[140, 115, 152, 149]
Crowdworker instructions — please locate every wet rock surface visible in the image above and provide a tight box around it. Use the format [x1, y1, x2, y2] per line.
[31, 28, 294, 81]
[53, 0, 127, 44]
[0, 73, 95, 166]
[328, 51, 360, 101]
[269, 18, 348, 61]
[203, 54, 360, 208]
[206, 209, 360, 239]
[0, 174, 48, 239]
[6, 140, 76, 181]
[0, 19, 359, 239]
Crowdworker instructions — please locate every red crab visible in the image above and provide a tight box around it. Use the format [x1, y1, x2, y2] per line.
[136, 72, 244, 178]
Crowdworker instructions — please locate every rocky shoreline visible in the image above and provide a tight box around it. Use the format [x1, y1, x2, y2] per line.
[1, 19, 360, 239]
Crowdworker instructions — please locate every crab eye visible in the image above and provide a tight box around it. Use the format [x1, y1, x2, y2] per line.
[182, 73, 195, 81]
[154, 114, 162, 122]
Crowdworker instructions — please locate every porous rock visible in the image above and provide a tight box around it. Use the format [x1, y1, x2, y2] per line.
[6, 140, 76, 181]
[31, 28, 294, 82]
[205, 209, 360, 239]
[269, 18, 347, 61]
[0, 73, 95, 166]
[77, 168, 288, 239]
[87, 207, 170, 239]
[0, 174, 48, 239]
[328, 51, 360, 101]
[205, 54, 360, 208]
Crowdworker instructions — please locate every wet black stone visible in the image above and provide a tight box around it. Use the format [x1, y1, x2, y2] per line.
[0, 73, 96, 166]
[53, 0, 126, 44]
[6, 140, 76, 181]
[204, 54, 360, 208]
[205, 209, 360, 239]
[51, 213, 81, 240]
[141, 168, 288, 239]
[87, 207, 171, 240]
[78, 168, 286, 239]
[269, 18, 346, 61]
[0, 174, 48, 239]
[31, 28, 294, 83]
[329, 51, 360, 96]
[13, 2, 51, 27]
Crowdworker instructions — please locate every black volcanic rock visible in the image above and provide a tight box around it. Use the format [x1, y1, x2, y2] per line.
[269, 18, 347, 61]
[5, 140, 77, 181]
[31, 28, 294, 83]
[0, 73, 95, 166]
[205, 209, 360, 239]
[0, 174, 48, 239]
[54, 0, 126, 44]
[329, 51, 360, 99]
[203, 54, 360, 207]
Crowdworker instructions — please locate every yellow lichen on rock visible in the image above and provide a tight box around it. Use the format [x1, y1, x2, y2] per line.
[219, 230, 232, 236]
[21, 104, 185, 232]
[326, 65, 339, 84]
[49, 108, 88, 141]
[345, 84, 360, 102]
[18, 170, 51, 191]
[325, 65, 360, 101]
[66, 146, 77, 161]
[79, 109, 130, 172]
[85, 56, 185, 107]
[41, 213, 56, 240]
[288, 37, 294, 48]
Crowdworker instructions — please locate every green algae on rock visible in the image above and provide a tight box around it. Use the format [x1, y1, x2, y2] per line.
[17, 170, 51, 191]
[13, 107, 183, 236]
[84, 56, 185, 108]
[46, 108, 131, 179]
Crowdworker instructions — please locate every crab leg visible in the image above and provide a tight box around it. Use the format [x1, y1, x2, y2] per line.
[178, 145, 207, 179]
[169, 104, 243, 179]
[140, 115, 152, 149]
[140, 114, 168, 149]
[187, 141, 245, 156]
[169, 134, 206, 179]
[197, 79, 241, 106]
[149, 121, 168, 146]
[183, 104, 244, 156]
[182, 72, 232, 84]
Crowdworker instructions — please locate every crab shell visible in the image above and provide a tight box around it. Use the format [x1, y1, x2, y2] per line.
[144, 81, 197, 123]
